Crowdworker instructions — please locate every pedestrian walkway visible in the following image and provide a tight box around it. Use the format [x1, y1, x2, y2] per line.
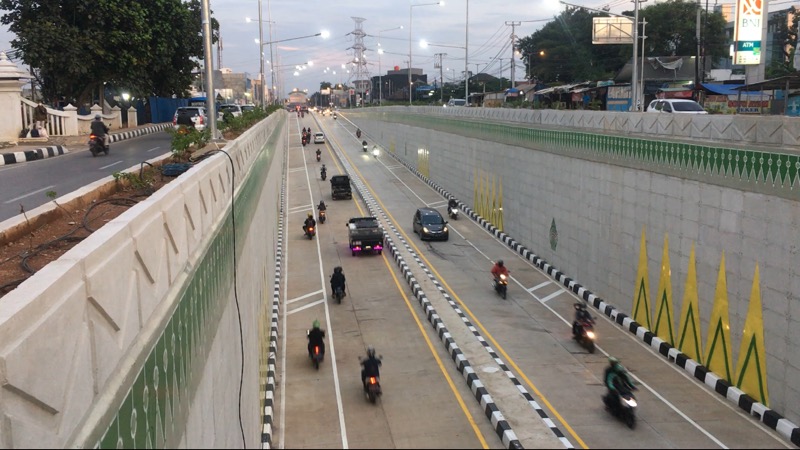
[0, 123, 171, 166]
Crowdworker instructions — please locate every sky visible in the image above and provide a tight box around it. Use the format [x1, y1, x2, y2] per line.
[0, 0, 682, 97]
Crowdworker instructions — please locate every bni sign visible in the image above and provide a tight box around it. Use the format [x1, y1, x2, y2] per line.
[734, 0, 764, 65]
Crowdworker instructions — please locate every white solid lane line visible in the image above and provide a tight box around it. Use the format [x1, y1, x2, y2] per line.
[99, 160, 122, 170]
[3, 185, 56, 204]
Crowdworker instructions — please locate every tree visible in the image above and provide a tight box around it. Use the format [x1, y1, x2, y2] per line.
[765, 6, 799, 78]
[0, 0, 218, 107]
[637, 0, 727, 62]
[517, 8, 629, 84]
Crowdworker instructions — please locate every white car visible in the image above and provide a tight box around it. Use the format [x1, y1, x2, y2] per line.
[313, 132, 325, 144]
[646, 99, 707, 114]
[218, 104, 243, 119]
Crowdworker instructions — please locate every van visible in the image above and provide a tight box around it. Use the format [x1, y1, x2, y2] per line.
[445, 98, 466, 107]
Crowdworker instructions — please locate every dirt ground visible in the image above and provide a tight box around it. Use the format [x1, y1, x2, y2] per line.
[0, 127, 243, 298]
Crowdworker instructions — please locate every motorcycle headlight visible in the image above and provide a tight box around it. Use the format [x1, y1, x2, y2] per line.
[500, 274, 507, 280]
[623, 398, 637, 408]
[586, 331, 596, 339]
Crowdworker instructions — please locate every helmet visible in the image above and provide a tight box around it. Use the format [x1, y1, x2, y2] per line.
[308, 212, 313, 218]
[367, 346, 376, 358]
[608, 356, 621, 368]
[95, 114, 101, 120]
[334, 266, 342, 274]
[497, 260, 504, 267]
[312, 320, 320, 329]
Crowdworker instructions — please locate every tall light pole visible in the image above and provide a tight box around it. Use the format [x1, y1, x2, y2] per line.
[378, 26, 403, 106]
[201, 0, 218, 139]
[465, 0, 469, 105]
[257, 0, 265, 106]
[409, 1, 442, 106]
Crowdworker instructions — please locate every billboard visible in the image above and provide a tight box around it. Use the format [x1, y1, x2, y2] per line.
[733, 0, 764, 65]
[592, 17, 634, 45]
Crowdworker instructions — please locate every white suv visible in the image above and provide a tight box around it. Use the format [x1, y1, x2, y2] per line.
[646, 99, 707, 114]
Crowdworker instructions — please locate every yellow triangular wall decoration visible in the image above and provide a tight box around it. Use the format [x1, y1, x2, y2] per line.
[653, 234, 675, 345]
[473, 168, 479, 217]
[735, 264, 769, 406]
[632, 226, 652, 329]
[704, 252, 734, 383]
[677, 243, 703, 364]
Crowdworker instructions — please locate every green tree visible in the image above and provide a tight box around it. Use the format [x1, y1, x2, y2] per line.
[765, 6, 799, 78]
[637, 0, 727, 61]
[517, 8, 629, 83]
[0, 0, 218, 106]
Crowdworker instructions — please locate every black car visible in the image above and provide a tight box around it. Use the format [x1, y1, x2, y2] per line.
[413, 207, 449, 241]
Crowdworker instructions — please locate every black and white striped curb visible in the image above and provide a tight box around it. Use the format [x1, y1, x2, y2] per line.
[382, 147, 800, 448]
[108, 122, 171, 143]
[0, 145, 67, 166]
[333, 147, 523, 449]
[261, 159, 286, 449]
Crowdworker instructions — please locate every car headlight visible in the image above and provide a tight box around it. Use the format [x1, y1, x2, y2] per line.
[443, 226, 448, 232]
[422, 227, 429, 233]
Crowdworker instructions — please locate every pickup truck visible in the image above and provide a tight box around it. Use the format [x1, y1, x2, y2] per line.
[330, 174, 352, 200]
[347, 217, 383, 256]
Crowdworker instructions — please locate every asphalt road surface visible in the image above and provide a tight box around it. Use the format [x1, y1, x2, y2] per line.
[0, 132, 172, 222]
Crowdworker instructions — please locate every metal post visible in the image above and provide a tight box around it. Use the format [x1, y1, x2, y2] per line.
[408, 4, 413, 105]
[201, 0, 217, 139]
[268, 0, 276, 104]
[640, 20, 647, 108]
[465, 0, 469, 105]
[631, 0, 640, 111]
[258, 0, 264, 107]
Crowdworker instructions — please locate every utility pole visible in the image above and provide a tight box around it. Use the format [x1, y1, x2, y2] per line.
[632, 0, 641, 111]
[505, 21, 521, 89]
[434, 53, 446, 103]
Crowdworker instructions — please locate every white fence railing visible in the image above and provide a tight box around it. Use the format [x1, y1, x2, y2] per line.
[21, 98, 134, 136]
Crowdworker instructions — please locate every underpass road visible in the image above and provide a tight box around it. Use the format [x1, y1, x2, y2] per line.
[0, 132, 171, 221]
[322, 112, 791, 449]
[277, 114, 502, 449]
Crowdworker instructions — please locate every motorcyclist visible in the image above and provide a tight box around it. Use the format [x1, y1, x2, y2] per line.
[303, 212, 316, 234]
[316, 148, 322, 160]
[491, 260, 509, 281]
[360, 346, 382, 390]
[320, 164, 327, 179]
[604, 357, 636, 408]
[90, 114, 110, 150]
[318, 200, 327, 212]
[356, 128, 361, 138]
[448, 198, 458, 212]
[307, 320, 325, 358]
[572, 302, 594, 337]
[362, 140, 368, 151]
[330, 266, 346, 298]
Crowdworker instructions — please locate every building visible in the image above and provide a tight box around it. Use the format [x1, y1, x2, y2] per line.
[370, 68, 428, 102]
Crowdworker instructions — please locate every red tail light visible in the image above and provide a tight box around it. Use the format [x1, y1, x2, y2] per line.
[314, 346, 319, 355]
[197, 115, 204, 124]
[369, 376, 377, 385]
[89, 134, 97, 139]
[172, 116, 177, 126]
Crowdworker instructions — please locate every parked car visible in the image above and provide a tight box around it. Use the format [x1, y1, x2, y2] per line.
[444, 98, 467, 107]
[173, 106, 208, 131]
[313, 132, 325, 144]
[241, 104, 256, 113]
[646, 99, 708, 114]
[412, 207, 449, 241]
[218, 104, 243, 120]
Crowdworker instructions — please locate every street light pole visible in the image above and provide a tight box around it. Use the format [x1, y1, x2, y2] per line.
[258, 0, 265, 107]
[409, 2, 441, 106]
[201, 0, 218, 139]
[378, 26, 402, 106]
[465, 0, 469, 105]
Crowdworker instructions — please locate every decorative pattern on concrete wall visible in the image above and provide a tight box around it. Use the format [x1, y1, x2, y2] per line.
[388, 113, 800, 197]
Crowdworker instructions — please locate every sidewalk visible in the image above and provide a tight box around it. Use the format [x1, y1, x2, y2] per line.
[0, 123, 172, 166]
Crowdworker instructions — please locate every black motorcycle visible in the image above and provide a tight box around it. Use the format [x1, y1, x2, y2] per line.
[574, 318, 596, 353]
[365, 375, 381, 403]
[304, 225, 316, 239]
[88, 134, 108, 157]
[316, 152, 321, 162]
[448, 204, 459, 220]
[307, 331, 324, 370]
[356, 129, 361, 138]
[362, 140, 368, 152]
[321, 169, 327, 181]
[332, 285, 344, 304]
[319, 210, 327, 224]
[493, 274, 509, 299]
[603, 383, 638, 428]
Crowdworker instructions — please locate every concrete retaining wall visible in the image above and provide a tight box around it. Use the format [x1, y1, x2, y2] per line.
[0, 111, 287, 448]
[347, 106, 800, 426]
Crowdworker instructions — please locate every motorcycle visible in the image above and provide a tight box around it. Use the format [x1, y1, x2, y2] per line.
[332, 285, 344, 304]
[316, 152, 321, 162]
[493, 274, 509, 299]
[307, 330, 324, 370]
[365, 375, 382, 403]
[603, 384, 638, 428]
[319, 210, 327, 224]
[304, 225, 316, 239]
[356, 129, 361, 138]
[574, 318, 596, 353]
[362, 140, 368, 152]
[321, 169, 327, 181]
[88, 134, 108, 157]
[448, 205, 459, 220]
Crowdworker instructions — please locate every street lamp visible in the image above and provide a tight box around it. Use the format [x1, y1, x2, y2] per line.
[377, 26, 403, 106]
[409, 1, 443, 106]
[256, 32, 328, 107]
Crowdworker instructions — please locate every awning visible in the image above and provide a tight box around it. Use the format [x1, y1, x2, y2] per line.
[732, 75, 800, 91]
